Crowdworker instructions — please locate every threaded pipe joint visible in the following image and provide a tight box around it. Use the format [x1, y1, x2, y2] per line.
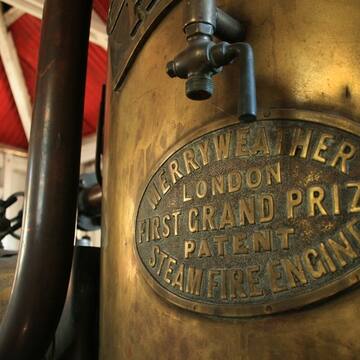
[186, 75, 214, 100]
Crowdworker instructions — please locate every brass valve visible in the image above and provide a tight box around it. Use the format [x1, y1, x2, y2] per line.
[166, 0, 257, 122]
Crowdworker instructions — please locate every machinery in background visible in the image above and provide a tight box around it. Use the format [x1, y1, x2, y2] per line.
[0, 192, 23, 247]
[0, 173, 102, 360]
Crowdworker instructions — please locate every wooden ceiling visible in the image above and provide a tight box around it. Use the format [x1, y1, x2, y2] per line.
[0, 0, 109, 149]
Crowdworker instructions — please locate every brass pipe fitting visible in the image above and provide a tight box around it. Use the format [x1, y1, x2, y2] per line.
[166, 0, 256, 121]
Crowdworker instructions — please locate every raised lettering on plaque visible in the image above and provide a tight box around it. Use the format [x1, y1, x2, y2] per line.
[135, 118, 360, 317]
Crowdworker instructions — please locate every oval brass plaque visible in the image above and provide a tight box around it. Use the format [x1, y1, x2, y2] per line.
[135, 116, 360, 317]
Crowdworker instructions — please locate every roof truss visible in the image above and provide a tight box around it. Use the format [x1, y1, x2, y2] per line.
[1, 0, 108, 49]
[0, 9, 32, 139]
[0, 1, 105, 151]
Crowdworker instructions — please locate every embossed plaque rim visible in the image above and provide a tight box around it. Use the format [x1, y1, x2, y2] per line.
[134, 108, 360, 317]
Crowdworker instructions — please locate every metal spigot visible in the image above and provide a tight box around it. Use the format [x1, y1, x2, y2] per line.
[166, 0, 257, 122]
[166, 35, 220, 100]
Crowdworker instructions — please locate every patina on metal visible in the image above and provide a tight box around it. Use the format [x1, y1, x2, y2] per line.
[166, 0, 256, 122]
[108, 0, 247, 91]
[136, 116, 360, 317]
[108, 0, 180, 90]
[102, 0, 360, 359]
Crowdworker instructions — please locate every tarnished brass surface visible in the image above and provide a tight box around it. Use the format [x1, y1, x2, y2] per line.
[108, 0, 179, 90]
[102, 0, 360, 358]
[136, 118, 360, 317]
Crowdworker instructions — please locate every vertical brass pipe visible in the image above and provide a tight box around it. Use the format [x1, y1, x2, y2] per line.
[0, 0, 93, 359]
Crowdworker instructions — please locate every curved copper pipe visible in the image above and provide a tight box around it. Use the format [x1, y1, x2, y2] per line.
[0, 0, 93, 358]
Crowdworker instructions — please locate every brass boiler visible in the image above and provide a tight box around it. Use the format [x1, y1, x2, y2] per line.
[102, 0, 360, 359]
